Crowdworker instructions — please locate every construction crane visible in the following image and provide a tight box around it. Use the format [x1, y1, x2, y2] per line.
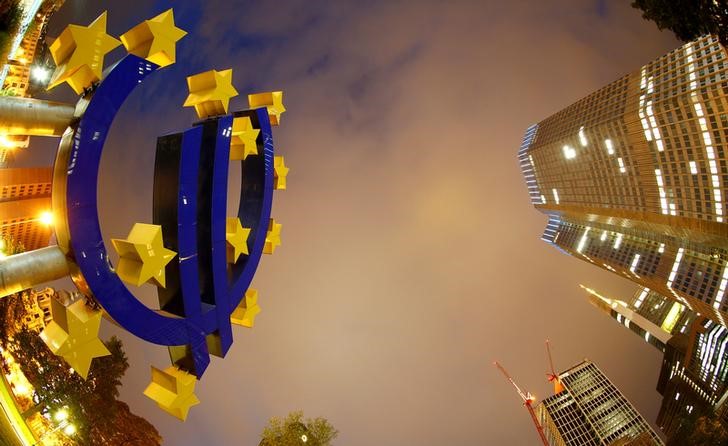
[545, 340, 565, 394]
[494, 361, 550, 446]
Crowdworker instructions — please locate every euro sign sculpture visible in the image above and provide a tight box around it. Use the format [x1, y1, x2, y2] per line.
[0, 9, 289, 420]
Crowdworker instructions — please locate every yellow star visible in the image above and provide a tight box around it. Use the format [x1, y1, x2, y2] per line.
[40, 299, 111, 379]
[183, 69, 239, 119]
[264, 219, 282, 255]
[111, 223, 177, 288]
[120, 8, 187, 67]
[248, 91, 286, 126]
[47, 12, 122, 94]
[231, 289, 261, 328]
[230, 116, 260, 160]
[226, 217, 250, 263]
[273, 156, 289, 190]
[144, 366, 200, 421]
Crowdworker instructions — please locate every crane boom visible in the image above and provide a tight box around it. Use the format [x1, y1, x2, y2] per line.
[545, 340, 565, 394]
[494, 361, 529, 403]
[493, 361, 550, 446]
[546, 340, 556, 379]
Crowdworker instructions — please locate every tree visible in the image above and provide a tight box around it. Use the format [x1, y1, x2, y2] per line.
[667, 410, 728, 446]
[260, 411, 338, 446]
[631, 0, 728, 46]
[688, 413, 728, 446]
[9, 329, 161, 445]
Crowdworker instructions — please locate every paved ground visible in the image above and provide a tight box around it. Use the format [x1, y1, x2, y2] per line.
[0, 411, 23, 446]
[0, 374, 33, 446]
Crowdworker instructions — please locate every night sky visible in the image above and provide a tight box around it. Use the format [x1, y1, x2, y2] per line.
[15, 1, 683, 444]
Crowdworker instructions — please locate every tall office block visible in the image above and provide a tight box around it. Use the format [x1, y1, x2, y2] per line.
[537, 360, 663, 445]
[583, 286, 694, 352]
[521, 35, 728, 326]
[0, 167, 52, 251]
[585, 285, 728, 438]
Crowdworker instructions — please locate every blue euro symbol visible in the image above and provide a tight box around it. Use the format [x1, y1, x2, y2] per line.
[56, 55, 275, 378]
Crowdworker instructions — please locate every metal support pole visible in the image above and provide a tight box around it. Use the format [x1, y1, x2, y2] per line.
[0, 97, 75, 137]
[0, 245, 69, 297]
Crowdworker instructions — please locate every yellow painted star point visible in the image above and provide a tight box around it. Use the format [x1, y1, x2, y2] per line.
[230, 116, 260, 160]
[231, 289, 261, 328]
[121, 8, 187, 67]
[226, 217, 251, 263]
[248, 91, 286, 126]
[111, 223, 177, 288]
[47, 11, 122, 94]
[274, 156, 289, 190]
[144, 366, 200, 421]
[40, 299, 111, 379]
[183, 69, 239, 119]
[264, 219, 282, 255]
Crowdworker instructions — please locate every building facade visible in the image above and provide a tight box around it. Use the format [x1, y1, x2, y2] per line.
[521, 35, 728, 326]
[537, 360, 663, 445]
[585, 284, 728, 439]
[0, 0, 65, 165]
[0, 167, 52, 251]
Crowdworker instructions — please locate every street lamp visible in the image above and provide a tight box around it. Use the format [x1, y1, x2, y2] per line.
[31, 66, 50, 84]
[33, 408, 76, 445]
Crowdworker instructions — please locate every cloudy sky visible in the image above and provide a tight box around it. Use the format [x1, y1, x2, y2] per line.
[18, 0, 683, 444]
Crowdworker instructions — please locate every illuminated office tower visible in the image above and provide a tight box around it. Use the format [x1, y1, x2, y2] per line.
[584, 285, 728, 438]
[653, 316, 728, 438]
[583, 286, 694, 352]
[537, 360, 663, 446]
[521, 35, 728, 326]
[0, 167, 52, 251]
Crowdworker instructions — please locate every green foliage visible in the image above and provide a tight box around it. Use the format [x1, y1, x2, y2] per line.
[668, 410, 728, 446]
[0, 0, 23, 63]
[261, 411, 338, 446]
[688, 414, 728, 446]
[9, 329, 161, 445]
[631, 0, 728, 46]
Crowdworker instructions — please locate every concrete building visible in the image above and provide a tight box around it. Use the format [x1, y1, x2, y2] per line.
[0, 0, 65, 164]
[537, 360, 663, 445]
[520, 35, 728, 327]
[0, 167, 52, 251]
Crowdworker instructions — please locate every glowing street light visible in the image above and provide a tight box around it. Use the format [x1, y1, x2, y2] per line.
[54, 409, 68, 422]
[39, 211, 53, 226]
[63, 423, 76, 436]
[31, 66, 50, 83]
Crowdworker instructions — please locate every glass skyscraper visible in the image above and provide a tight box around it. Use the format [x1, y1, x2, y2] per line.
[521, 35, 728, 326]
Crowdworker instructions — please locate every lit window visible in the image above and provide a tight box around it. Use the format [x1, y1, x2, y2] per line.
[617, 157, 626, 173]
[613, 233, 623, 250]
[689, 161, 698, 174]
[562, 145, 576, 159]
[630, 253, 641, 273]
[552, 189, 560, 205]
[577, 227, 590, 253]
[605, 139, 614, 155]
[578, 126, 587, 147]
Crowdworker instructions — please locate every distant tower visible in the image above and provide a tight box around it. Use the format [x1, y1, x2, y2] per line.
[520, 35, 728, 327]
[537, 360, 664, 445]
